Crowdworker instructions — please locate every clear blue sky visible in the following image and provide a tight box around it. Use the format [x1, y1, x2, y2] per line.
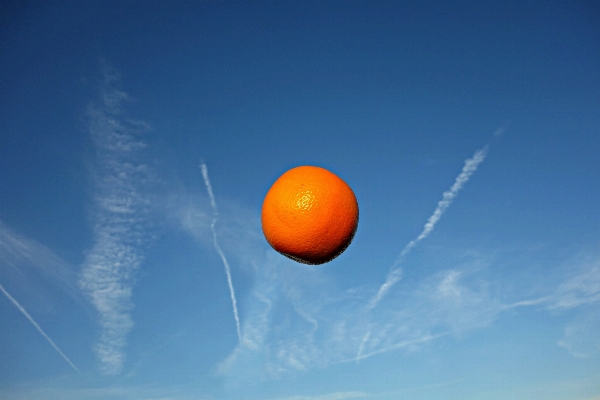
[1, 2, 599, 399]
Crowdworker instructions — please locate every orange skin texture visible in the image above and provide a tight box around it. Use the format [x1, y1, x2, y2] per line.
[261, 166, 359, 265]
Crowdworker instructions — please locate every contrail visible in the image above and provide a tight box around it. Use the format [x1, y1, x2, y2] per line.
[369, 144, 489, 309]
[0, 282, 81, 374]
[356, 331, 451, 362]
[356, 330, 370, 363]
[200, 163, 242, 343]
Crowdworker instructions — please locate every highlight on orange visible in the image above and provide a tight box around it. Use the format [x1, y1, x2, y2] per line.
[261, 165, 359, 265]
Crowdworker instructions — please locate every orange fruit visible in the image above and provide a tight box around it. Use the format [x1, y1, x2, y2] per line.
[261, 166, 359, 265]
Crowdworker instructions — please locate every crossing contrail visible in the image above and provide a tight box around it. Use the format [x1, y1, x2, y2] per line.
[369, 144, 489, 309]
[0, 282, 81, 374]
[200, 163, 242, 343]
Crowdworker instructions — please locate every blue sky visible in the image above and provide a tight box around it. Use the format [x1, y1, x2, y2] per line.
[1, 1, 599, 399]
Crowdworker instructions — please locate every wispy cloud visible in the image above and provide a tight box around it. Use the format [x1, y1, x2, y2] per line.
[218, 248, 470, 378]
[174, 131, 598, 384]
[369, 144, 489, 309]
[200, 163, 242, 343]
[79, 65, 154, 375]
[233, 252, 600, 376]
[558, 312, 600, 358]
[0, 282, 81, 374]
[0, 221, 84, 307]
[358, 143, 490, 361]
[209, 141, 496, 379]
[501, 254, 600, 311]
[551, 263, 600, 310]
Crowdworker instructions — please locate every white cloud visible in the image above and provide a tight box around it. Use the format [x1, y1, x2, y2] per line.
[558, 312, 600, 358]
[79, 64, 155, 375]
[216, 246, 499, 379]
[551, 263, 600, 310]
[0, 282, 81, 374]
[0, 221, 90, 374]
[0, 221, 82, 304]
[553, 256, 600, 358]
[165, 132, 600, 381]
[369, 143, 489, 308]
[211, 197, 600, 380]
[424, 269, 500, 331]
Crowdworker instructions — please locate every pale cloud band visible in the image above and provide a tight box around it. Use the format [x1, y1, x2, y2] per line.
[79, 65, 153, 375]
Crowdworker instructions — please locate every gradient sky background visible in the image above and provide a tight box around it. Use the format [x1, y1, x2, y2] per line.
[1, 2, 599, 399]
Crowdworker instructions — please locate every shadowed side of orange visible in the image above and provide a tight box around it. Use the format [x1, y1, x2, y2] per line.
[261, 166, 359, 265]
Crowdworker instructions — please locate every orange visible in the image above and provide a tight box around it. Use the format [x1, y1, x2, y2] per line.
[261, 166, 359, 265]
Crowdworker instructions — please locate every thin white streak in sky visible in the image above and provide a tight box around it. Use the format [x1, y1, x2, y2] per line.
[201, 164, 218, 213]
[0, 282, 81, 374]
[369, 145, 489, 309]
[201, 163, 242, 343]
[501, 296, 551, 310]
[355, 332, 451, 362]
[355, 331, 370, 364]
